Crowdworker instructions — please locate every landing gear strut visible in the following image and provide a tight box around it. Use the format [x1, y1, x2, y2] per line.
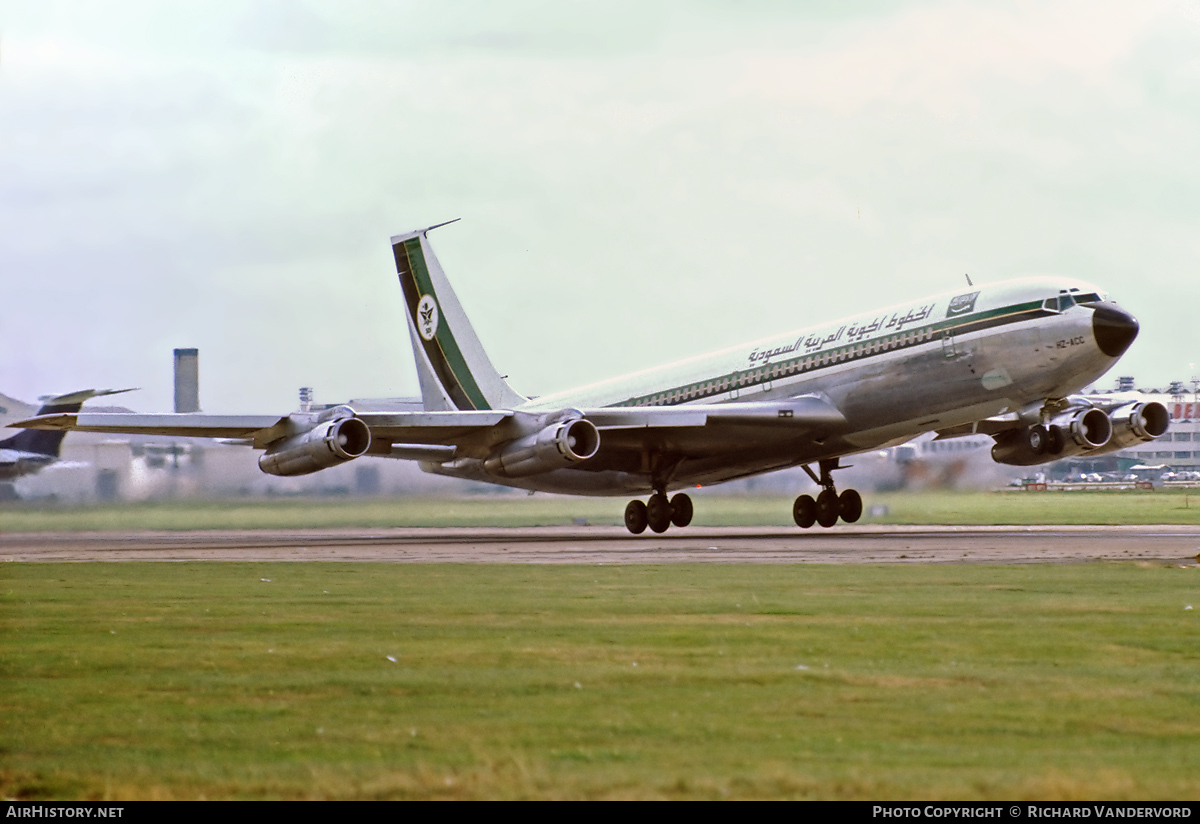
[624, 490, 693, 535]
[793, 459, 862, 529]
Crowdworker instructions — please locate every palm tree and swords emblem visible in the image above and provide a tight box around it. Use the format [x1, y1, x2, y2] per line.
[416, 294, 439, 341]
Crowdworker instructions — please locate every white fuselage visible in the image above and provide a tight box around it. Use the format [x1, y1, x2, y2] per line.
[425, 276, 1127, 494]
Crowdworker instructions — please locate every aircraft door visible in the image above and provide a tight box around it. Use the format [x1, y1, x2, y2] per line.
[941, 330, 957, 360]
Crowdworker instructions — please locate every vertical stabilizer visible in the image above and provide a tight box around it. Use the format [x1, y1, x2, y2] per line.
[0, 389, 132, 457]
[391, 222, 528, 411]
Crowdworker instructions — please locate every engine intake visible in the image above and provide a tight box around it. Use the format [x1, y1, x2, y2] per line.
[1051, 407, 1112, 451]
[259, 416, 372, 477]
[484, 418, 600, 478]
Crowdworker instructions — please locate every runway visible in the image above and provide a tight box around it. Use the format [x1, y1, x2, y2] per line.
[3, 524, 1200, 564]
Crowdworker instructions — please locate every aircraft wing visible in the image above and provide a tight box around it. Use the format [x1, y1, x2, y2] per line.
[570, 397, 847, 471]
[16, 410, 518, 454]
[17, 397, 845, 471]
[364, 398, 842, 436]
[16, 413, 293, 448]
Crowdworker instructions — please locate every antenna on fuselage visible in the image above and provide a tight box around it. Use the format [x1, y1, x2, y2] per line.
[965, 273, 974, 287]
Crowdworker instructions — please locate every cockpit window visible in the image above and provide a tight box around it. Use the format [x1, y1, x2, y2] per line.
[1044, 293, 1075, 312]
[1073, 292, 1104, 304]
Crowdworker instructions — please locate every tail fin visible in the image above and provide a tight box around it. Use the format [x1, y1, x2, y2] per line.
[0, 388, 132, 457]
[391, 221, 528, 411]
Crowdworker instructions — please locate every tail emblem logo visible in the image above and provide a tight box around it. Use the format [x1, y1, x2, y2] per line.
[417, 295, 439, 341]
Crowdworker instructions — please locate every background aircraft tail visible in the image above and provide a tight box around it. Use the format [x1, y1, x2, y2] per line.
[0, 389, 130, 457]
[391, 221, 529, 412]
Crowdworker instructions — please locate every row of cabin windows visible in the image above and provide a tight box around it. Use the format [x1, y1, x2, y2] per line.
[631, 326, 939, 406]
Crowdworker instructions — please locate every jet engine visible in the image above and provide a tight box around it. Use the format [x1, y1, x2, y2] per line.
[483, 417, 600, 478]
[1086, 401, 1170, 456]
[991, 408, 1111, 466]
[259, 416, 372, 477]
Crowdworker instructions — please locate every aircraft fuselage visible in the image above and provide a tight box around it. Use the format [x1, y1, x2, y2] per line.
[423, 276, 1137, 494]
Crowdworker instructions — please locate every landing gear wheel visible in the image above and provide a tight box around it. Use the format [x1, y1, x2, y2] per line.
[646, 493, 672, 533]
[1046, 424, 1065, 456]
[838, 489, 863, 524]
[624, 500, 648, 535]
[793, 494, 817, 529]
[669, 493, 693, 528]
[1027, 424, 1048, 455]
[816, 489, 840, 528]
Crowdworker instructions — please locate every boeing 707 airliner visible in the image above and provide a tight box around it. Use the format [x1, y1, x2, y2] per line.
[18, 221, 1166, 532]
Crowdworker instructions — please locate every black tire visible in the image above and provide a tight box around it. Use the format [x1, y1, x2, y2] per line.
[669, 493, 694, 528]
[839, 489, 863, 524]
[1046, 424, 1065, 455]
[816, 489, 840, 528]
[793, 494, 817, 528]
[624, 500, 648, 534]
[1027, 424, 1048, 455]
[647, 493, 672, 534]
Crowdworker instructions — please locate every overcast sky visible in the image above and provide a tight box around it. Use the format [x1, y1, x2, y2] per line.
[2, 1, 1198, 413]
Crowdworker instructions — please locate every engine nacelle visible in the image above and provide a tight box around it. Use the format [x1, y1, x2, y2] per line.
[1049, 407, 1112, 453]
[258, 416, 372, 477]
[1086, 401, 1170, 456]
[991, 408, 1111, 466]
[483, 418, 600, 478]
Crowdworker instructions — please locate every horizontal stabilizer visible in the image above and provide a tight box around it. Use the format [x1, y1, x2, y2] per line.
[389, 218, 461, 246]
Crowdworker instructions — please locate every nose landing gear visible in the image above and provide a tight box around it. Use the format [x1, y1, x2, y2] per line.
[793, 459, 862, 529]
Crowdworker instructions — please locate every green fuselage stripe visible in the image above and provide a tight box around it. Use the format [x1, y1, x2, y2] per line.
[394, 238, 491, 411]
[612, 300, 1055, 408]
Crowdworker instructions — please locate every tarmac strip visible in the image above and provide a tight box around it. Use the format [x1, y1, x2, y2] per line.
[2, 524, 1200, 564]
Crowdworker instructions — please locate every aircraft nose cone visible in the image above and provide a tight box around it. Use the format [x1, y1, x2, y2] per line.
[1092, 302, 1139, 357]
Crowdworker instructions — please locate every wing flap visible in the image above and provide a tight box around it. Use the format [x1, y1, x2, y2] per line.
[935, 417, 1021, 439]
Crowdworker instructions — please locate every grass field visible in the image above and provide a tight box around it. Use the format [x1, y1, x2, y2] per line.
[3, 562, 1199, 800]
[1, 489, 1198, 532]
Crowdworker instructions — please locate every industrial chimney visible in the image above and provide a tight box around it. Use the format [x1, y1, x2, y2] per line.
[173, 348, 200, 413]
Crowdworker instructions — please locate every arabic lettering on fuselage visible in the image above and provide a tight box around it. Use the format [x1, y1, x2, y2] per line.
[745, 302, 937, 365]
[747, 336, 804, 365]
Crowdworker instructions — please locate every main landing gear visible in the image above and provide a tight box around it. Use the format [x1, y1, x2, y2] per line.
[620, 460, 862, 535]
[793, 458, 862, 529]
[624, 491, 693, 534]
